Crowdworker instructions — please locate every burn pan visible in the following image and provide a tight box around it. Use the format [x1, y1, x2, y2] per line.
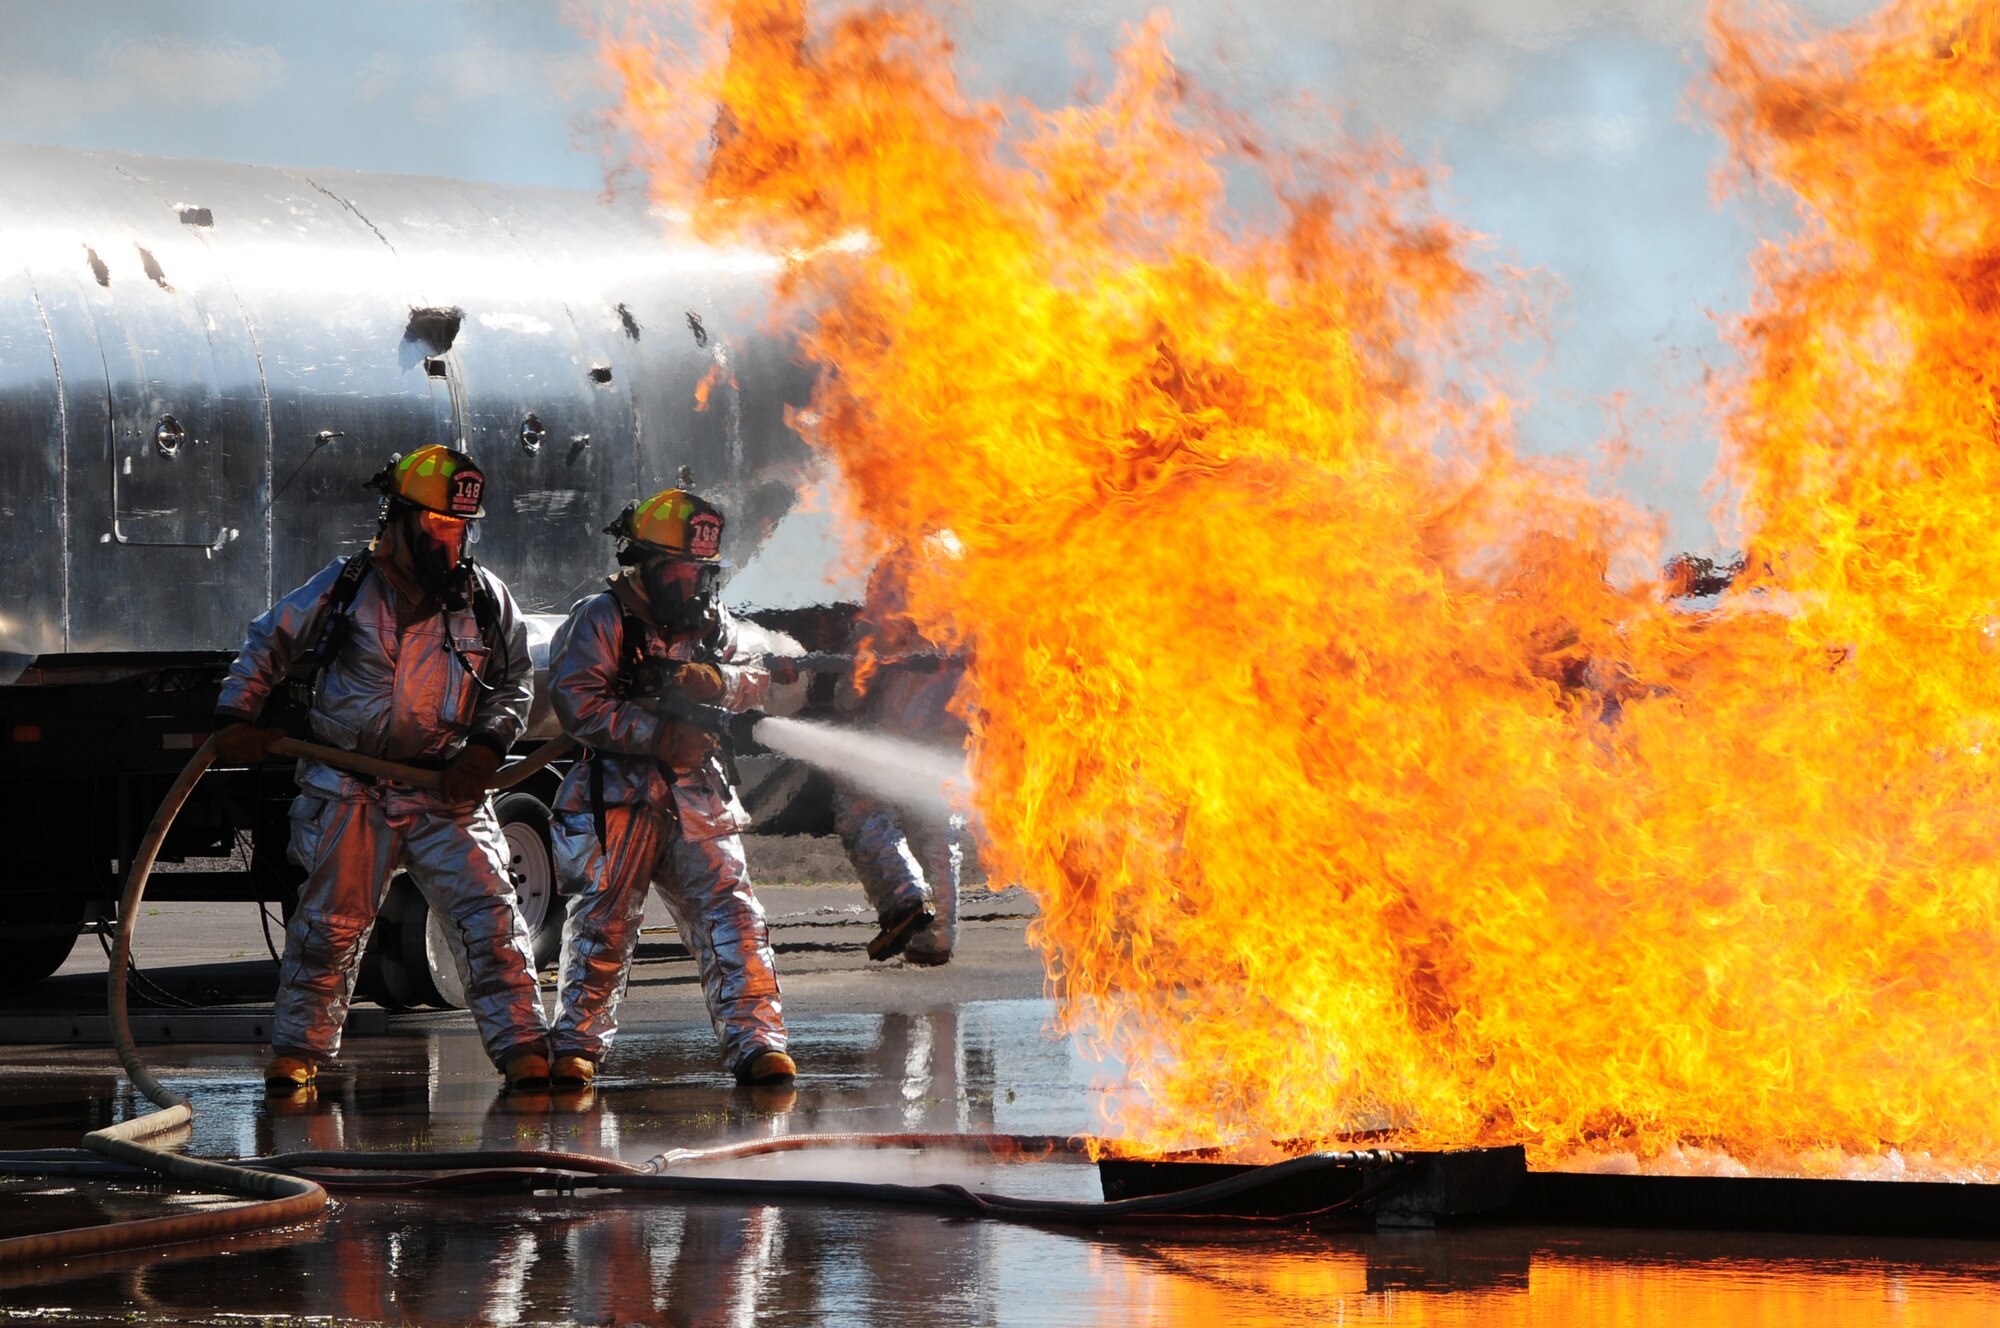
[1096, 1146, 1527, 1226]
[1519, 1170, 2000, 1240]
[1099, 1148, 2000, 1238]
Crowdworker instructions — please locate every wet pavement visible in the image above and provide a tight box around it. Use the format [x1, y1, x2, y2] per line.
[3, 850, 2000, 1323]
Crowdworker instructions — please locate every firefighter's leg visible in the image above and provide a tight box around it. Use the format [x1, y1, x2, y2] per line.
[398, 794, 552, 1067]
[652, 825, 786, 1076]
[903, 812, 964, 966]
[272, 791, 397, 1062]
[832, 784, 935, 960]
[549, 804, 669, 1064]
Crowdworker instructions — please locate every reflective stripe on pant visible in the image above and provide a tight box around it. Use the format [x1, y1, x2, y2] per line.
[278, 786, 549, 1065]
[552, 804, 784, 1072]
[832, 787, 961, 959]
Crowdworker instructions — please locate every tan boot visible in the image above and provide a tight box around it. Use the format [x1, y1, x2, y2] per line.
[551, 1054, 596, 1090]
[866, 901, 935, 962]
[502, 1049, 552, 1092]
[735, 1048, 798, 1086]
[263, 1053, 318, 1095]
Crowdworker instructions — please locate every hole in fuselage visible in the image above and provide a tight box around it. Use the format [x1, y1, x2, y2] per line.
[406, 306, 463, 353]
[136, 245, 172, 291]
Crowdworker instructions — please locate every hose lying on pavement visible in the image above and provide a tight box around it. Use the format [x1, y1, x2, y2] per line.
[0, 733, 576, 1266]
[237, 1134, 1411, 1227]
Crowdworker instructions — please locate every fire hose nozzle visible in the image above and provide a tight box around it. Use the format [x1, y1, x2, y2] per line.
[636, 691, 740, 737]
[774, 652, 953, 675]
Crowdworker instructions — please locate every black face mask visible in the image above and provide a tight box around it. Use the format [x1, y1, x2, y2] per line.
[641, 557, 721, 635]
[401, 507, 470, 599]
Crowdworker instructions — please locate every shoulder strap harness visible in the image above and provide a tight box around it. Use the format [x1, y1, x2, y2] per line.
[271, 551, 374, 729]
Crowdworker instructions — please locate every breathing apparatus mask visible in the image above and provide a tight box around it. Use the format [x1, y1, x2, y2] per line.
[607, 477, 728, 635]
[636, 554, 722, 635]
[400, 505, 475, 598]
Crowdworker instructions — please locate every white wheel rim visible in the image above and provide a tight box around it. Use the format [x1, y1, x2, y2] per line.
[423, 908, 469, 1009]
[502, 819, 555, 934]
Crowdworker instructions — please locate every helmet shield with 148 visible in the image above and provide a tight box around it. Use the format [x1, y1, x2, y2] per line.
[609, 486, 726, 632]
[368, 444, 485, 595]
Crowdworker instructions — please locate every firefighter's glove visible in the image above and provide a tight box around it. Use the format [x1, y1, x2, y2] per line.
[764, 656, 799, 686]
[672, 662, 726, 704]
[441, 743, 504, 804]
[656, 719, 716, 771]
[214, 721, 285, 766]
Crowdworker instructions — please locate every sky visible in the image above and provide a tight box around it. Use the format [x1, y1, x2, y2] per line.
[0, 0, 1880, 567]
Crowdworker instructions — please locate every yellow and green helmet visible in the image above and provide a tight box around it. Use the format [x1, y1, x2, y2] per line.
[367, 444, 486, 518]
[609, 484, 725, 562]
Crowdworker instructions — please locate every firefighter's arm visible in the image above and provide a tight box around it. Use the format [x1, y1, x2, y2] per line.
[213, 557, 348, 728]
[463, 574, 536, 759]
[548, 594, 671, 757]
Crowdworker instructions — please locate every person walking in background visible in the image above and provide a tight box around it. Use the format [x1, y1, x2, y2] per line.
[832, 550, 970, 968]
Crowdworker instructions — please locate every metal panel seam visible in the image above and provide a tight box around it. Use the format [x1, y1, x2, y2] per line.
[304, 178, 397, 254]
[27, 277, 69, 650]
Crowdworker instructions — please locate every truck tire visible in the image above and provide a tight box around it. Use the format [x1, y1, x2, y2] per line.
[361, 875, 433, 1010]
[362, 794, 563, 1011]
[0, 900, 86, 988]
[412, 896, 466, 1010]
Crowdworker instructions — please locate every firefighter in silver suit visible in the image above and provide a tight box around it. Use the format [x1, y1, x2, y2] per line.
[212, 445, 552, 1095]
[832, 552, 968, 965]
[544, 482, 791, 1091]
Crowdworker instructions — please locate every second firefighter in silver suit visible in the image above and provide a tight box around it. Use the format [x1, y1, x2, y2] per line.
[546, 482, 794, 1089]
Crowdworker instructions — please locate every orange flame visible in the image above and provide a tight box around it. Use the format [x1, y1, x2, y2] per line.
[601, 0, 2000, 1172]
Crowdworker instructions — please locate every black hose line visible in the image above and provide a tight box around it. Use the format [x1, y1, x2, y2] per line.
[573, 1152, 1412, 1228]
[226, 1137, 1414, 1226]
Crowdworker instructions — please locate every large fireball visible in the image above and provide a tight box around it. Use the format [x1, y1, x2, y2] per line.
[602, 0, 2000, 1173]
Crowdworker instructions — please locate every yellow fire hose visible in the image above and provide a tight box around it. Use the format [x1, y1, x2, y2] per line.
[0, 733, 575, 1264]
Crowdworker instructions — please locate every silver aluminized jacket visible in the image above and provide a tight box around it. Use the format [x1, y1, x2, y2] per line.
[218, 554, 549, 1066]
[547, 580, 782, 1074]
[216, 554, 533, 766]
[831, 656, 969, 964]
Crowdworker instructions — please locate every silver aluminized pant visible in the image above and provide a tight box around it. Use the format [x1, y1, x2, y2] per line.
[278, 785, 550, 1065]
[551, 805, 784, 1073]
[831, 788, 962, 961]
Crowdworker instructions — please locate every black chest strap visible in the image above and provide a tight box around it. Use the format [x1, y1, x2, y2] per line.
[272, 551, 374, 727]
[593, 603, 655, 847]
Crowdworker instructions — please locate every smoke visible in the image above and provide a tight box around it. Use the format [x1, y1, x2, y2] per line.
[750, 716, 967, 816]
